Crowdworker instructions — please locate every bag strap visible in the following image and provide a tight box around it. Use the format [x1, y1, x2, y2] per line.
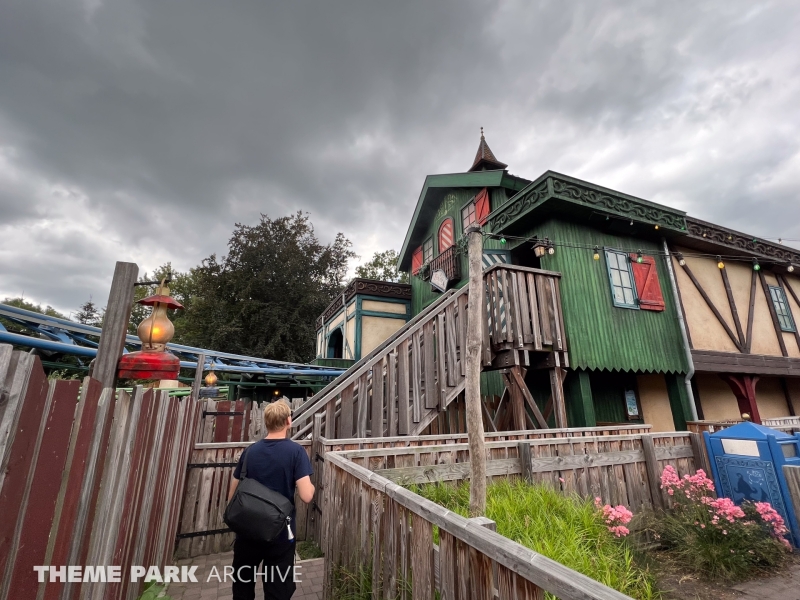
[240, 446, 250, 479]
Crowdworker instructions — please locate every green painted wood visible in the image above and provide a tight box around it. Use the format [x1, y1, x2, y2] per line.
[399, 171, 529, 270]
[665, 373, 692, 431]
[526, 219, 688, 375]
[565, 370, 596, 427]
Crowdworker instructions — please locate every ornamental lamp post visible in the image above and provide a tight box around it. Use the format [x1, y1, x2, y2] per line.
[118, 278, 184, 380]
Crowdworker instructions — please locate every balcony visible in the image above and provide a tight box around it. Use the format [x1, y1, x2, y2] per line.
[421, 245, 461, 283]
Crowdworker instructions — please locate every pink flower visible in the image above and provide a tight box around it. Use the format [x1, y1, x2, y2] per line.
[559, 477, 565, 483]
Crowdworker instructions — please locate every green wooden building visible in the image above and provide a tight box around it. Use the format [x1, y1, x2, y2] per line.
[397, 133, 693, 432]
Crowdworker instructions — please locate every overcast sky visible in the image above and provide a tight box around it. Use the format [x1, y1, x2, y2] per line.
[1, 1, 799, 316]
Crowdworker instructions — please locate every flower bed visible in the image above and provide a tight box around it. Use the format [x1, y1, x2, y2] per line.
[646, 466, 790, 581]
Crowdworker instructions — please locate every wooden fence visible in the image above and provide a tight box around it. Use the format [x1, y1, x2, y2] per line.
[194, 398, 258, 444]
[175, 439, 311, 558]
[0, 345, 201, 600]
[323, 449, 634, 600]
[688, 417, 800, 435]
[325, 431, 708, 514]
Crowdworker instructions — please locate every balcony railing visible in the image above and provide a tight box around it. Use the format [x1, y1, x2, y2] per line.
[421, 245, 461, 283]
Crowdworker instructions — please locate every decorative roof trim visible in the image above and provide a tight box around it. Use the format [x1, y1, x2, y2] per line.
[316, 279, 412, 329]
[685, 218, 800, 264]
[488, 172, 688, 233]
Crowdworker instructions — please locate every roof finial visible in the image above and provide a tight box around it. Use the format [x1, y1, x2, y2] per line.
[480, 126, 484, 139]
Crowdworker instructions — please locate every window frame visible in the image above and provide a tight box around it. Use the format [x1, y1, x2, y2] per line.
[422, 237, 434, 264]
[768, 285, 797, 332]
[461, 197, 477, 232]
[604, 249, 639, 309]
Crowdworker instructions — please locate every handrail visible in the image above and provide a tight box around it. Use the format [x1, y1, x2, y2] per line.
[292, 287, 461, 424]
[326, 450, 633, 600]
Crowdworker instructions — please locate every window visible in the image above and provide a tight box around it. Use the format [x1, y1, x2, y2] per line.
[423, 238, 433, 263]
[438, 218, 454, 253]
[769, 286, 796, 332]
[605, 249, 638, 309]
[461, 201, 476, 231]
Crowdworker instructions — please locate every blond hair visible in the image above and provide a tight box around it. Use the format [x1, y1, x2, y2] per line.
[263, 399, 291, 432]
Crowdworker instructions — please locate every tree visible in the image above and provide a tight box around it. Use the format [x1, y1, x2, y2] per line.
[75, 297, 102, 327]
[178, 212, 355, 363]
[354, 249, 408, 283]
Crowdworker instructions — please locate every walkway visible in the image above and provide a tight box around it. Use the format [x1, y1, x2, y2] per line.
[167, 552, 324, 600]
[733, 562, 800, 600]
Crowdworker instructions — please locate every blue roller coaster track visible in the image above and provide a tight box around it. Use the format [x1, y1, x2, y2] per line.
[0, 302, 345, 379]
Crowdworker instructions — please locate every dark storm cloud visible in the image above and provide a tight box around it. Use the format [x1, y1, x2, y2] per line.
[1, 0, 799, 314]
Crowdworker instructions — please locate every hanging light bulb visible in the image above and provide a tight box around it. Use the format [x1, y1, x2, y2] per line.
[789, 264, 795, 273]
[205, 370, 218, 387]
[547, 245, 555, 255]
[654, 224, 660, 230]
[593, 246, 600, 261]
[717, 256, 725, 269]
[679, 257, 686, 267]
[500, 237, 506, 245]
[118, 278, 184, 380]
[636, 251, 644, 264]
[629, 220, 634, 226]
[753, 260, 761, 271]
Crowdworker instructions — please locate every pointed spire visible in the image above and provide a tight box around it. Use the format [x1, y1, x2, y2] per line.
[468, 127, 508, 172]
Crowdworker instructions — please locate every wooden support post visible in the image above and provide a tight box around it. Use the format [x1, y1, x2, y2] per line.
[721, 374, 762, 424]
[93, 262, 139, 389]
[192, 353, 205, 401]
[690, 432, 711, 475]
[518, 442, 533, 484]
[465, 225, 487, 517]
[549, 367, 567, 429]
[641, 434, 663, 510]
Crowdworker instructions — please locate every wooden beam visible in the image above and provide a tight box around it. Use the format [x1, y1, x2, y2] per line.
[518, 442, 533, 484]
[780, 377, 796, 417]
[721, 374, 761, 424]
[720, 266, 745, 348]
[550, 367, 568, 429]
[508, 366, 548, 429]
[745, 269, 758, 354]
[93, 262, 138, 389]
[759, 271, 788, 357]
[679, 262, 742, 352]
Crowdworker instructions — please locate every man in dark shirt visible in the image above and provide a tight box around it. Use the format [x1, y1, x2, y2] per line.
[228, 399, 314, 600]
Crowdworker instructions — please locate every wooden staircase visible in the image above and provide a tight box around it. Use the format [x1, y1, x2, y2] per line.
[291, 264, 567, 440]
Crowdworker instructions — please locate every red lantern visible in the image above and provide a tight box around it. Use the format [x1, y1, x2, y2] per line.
[118, 280, 184, 380]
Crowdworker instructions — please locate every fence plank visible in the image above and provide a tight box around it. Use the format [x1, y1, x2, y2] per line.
[371, 362, 385, 438]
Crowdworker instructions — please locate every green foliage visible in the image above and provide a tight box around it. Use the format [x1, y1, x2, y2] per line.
[135, 580, 172, 600]
[177, 212, 355, 363]
[355, 250, 408, 283]
[75, 297, 102, 327]
[411, 480, 659, 600]
[331, 563, 412, 600]
[296, 540, 324, 559]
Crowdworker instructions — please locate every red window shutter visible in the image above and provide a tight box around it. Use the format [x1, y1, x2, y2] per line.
[412, 247, 423, 275]
[629, 255, 665, 311]
[438, 218, 454, 252]
[475, 188, 490, 225]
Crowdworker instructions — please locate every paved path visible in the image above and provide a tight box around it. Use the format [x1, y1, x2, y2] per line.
[733, 561, 800, 600]
[167, 552, 324, 600]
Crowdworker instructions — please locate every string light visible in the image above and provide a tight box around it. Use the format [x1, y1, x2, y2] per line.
[753, 259, 761, 272]
[547, 246, 555, 255]
[679, 257, 686, 267]
[477, 231, 800, 267]
[593, 246, 600, 261]
[629, 220, 634, 226]
[654, 225, 660, 230]
[636, 251, 644, 264]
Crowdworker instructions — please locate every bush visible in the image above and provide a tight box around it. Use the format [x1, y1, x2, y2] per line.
[647, 465, 790, 581]
[412, 479, 658, 600]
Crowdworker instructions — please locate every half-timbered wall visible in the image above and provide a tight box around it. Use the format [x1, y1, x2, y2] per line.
[672, 248, 800, 358]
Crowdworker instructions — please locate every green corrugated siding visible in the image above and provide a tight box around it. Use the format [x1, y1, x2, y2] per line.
[526, 219, 688, 374]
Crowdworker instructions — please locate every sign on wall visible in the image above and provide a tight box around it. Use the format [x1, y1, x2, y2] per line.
[430, 269, 449, 293]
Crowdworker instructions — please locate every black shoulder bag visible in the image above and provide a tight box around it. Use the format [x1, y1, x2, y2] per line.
[223, 447, 295, 542]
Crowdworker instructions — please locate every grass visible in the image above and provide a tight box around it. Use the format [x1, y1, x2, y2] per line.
[411, 479, 659, 600]
[296, 539, 324, 560]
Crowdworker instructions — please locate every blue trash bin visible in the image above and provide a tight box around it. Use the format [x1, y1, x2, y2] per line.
[704, 421, 800, 547]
